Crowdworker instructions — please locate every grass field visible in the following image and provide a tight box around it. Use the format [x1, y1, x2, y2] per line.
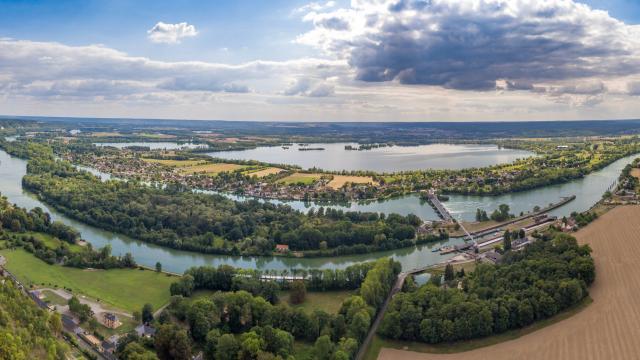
[327, 175, 376, 189]
[90, 132, 123, 137]
[246, 167, 284, 178]
[277, 172, 321, 185]
[24, 231, 84, 253]
[179, 163, 247, 175]
[280, 290, 352, 314]
[377, 205, 640, 360]
[0, 249, 175, 313]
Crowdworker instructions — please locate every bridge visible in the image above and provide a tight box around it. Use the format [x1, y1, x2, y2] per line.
[425, 190, 454, 222]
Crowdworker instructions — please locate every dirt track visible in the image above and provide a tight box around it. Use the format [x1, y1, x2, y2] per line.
[379, 205, 640, 360]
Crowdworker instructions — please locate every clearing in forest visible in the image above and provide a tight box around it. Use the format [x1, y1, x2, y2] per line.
[377, 205, 640, 360]
[631, 168, 640, 179]
[327, 175, 376, 189]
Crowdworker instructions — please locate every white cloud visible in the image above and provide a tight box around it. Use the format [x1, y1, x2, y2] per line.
[294, 1, 336, 14]
[147, 22, 198, 44]
[297, 0, 640, 93]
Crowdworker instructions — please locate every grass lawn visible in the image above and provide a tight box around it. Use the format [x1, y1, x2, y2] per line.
[277, 173, 321, 185]
[41, 289, 68, 306]
[279, 290, 352, 314]
[24, 231, 84, 253]
[363, 296, 593, 360]
[0, 248, 175, 313]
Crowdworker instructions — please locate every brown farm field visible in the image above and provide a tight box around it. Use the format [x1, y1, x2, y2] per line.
[379, 205, 640, 360]
[631, 168, 640, 179]
[179, 163, 247, 175]
[327, 175, 377, 189]
[247, 167, 284, 178]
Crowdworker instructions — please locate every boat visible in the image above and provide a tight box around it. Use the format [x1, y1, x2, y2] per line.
[439, 245, 456, 255]
[431, 247, 441, 252]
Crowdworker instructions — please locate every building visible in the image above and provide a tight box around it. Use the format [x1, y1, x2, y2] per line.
[103, 312, 120, 329]
[135, 324, 157, 338]
[275, 244, 289, 253]
[484, 250, 503, 264]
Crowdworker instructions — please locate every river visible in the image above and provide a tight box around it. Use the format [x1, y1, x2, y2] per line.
[0, 149, 636, 274]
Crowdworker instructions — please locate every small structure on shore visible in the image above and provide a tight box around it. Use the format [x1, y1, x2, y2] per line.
[103, 312, 120, 329]
[275, 244, 289, 253]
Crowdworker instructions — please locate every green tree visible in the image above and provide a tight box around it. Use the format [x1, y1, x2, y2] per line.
[216, 334, 240, 360]
[444, 264, 454, 282]
[142, 303, 154, 323]
[156, 262, 162, 272]
[313, 335, 334, 360]
[289, 280, 306, 305]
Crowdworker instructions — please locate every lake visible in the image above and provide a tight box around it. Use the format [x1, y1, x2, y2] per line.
[94, 141, 207, 150]
[207, 143, 534, 172]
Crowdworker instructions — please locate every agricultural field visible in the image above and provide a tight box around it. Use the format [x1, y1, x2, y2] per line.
[89, 131, 123, 137]
[327, 175, 377, 189]
[377, 205, 640, 360]
[179, 162, 247, 175]
[246, 167, 284, 178]
[277, 172, 322, 185]
[631, 168, 640, 179]
[0, 249, 175, 312]
[142, 158, 207, 167]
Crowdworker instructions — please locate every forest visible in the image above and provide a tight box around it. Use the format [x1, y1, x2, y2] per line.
[15, 144, 426, 256]
[378, 232, 595, 344]
[0, 280, 69, 359]
[116, 258, 401, 360]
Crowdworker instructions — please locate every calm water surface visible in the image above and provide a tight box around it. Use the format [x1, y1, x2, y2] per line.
[207, 143, 534, 172]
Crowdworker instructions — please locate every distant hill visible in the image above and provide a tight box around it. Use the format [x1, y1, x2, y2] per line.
[4, 116, 640, 143]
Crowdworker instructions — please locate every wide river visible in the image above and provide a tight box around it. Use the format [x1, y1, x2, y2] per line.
[0, 148, 636, 274]
[207, 143, 534, 172]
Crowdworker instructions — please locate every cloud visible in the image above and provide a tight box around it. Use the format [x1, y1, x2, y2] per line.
[147, 22, 198, 44]
[0, 38, 347, 102]
[628, 81, 640, 96]
[294, 1, 336, 14]
[283, 78, 335, 97]
[298, 0, 640, 92]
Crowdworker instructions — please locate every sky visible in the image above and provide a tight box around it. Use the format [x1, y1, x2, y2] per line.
[0, 0, 639, 122]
